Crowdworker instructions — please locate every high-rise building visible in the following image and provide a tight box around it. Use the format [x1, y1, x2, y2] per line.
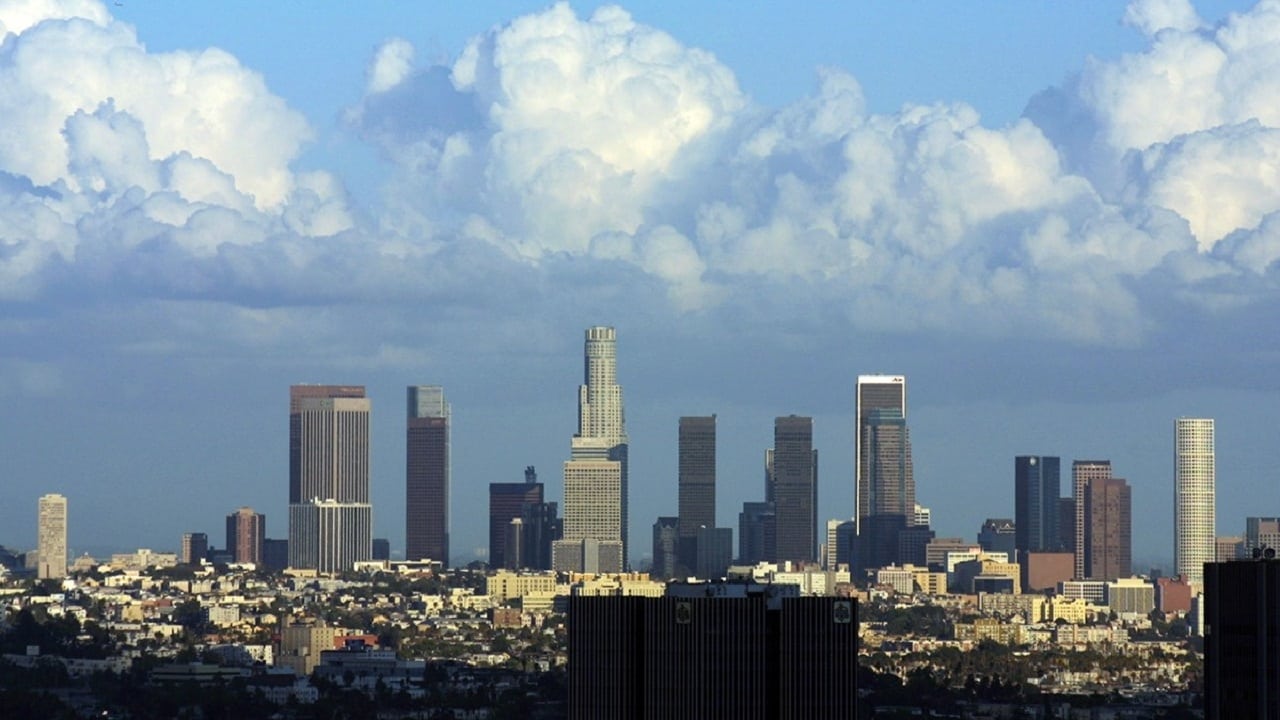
[738, 501, 776, 565]
[856, 375, 905, 533]
[978, 518, 1017, 557]
[677, 415, 716, 576]
[1245, 517, 1280, 556]
[1084, 476, 1131, 581]
[371, 538, 391, 561]
[1071, 460, 1112, 579]
[180, 532, 208, 565]
[860, 408, 914, 519]
[1015, 456, 1061, 559]
[489, 469, 545, 570]
[1204, 559, 1280, 719]
[1175, 418, 1215, 586]
[287, 385, 372, 573]
[568, 587, 857, 720]
[37, 493, 67, 580]
[406, 385, 449, 565]
[554, 326, 629, 572]
[226, 507, 265, 565]
[651, 516, 679, 579]
[769, 416, 817, 564]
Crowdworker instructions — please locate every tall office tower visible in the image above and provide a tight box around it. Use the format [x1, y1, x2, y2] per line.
[1175, 417, 1215, 586]
[857, 408, 914, 571]
[406, 385, 450, 565]
[568, 589, 857, 720]
[37, 493, 67, 580]
[769, 416, 818, 564]
[651, 516, 680, 579]
[676, 415, 716, 576]
[554, 326, 629, 573]
[489, 470, 545, 569]
[1014, 456, 1062, 559]
[1071, 460, 1112, 579]
[1084, 476, 1131, 581]
[287, 385, 372, 573]
[1245, 517, 1280, 555]
[856, 375, 906, 533]
[1204, 559, 1280, 719]
[180, 533, 208, 565]
[371, 538, 391, 561]
[226, 507, 265, 565]
[738, 501, 776, 565]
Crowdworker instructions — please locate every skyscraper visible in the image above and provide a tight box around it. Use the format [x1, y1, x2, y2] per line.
[1244, 517, 1280, 556]
[226, 507, 265, 565]
[407, 385, 450, 565]
[1084, 476, 1131, 581]
[37, 493, 67, 580]
[554, 326, 629, 572]
[676, 415, 716, 575]
[489, 468, 547, 570]
[856, 375, 906, 533]
[180, 532, 208, 565]
[287, 385, 372, 573]
[738, 501, 776, 565]
[770, 415, 817, 564]
[1071, 460, 1112, 579]
[1204, 558, 1280, 719]
[1175, 417, 1215, 586]
[1015, 455, 1061, 559]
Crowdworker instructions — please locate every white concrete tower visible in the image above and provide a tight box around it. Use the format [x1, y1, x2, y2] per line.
[1174, 418, 1215, 587]
[38, 493, 67, 580]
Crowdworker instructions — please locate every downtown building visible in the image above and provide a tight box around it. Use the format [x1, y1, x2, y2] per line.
[568, 584, 857, 719]
[1204, 558, 1280, 719]
[855, 374, 906, 535]
[406, 385, 450, 565]
[1175, 417, 1215, 586]
[768, 415, 818, 564]
[857, 406, 917, 572]
[1015, 455, 1062, 559]
[553, 326, 629, 573]
[676, 415, 716, 577]
[37, 493, 67, 580]
[489, 466, 559, 570]
[287, 385, 372, 574]
[226, 507, 265, 566]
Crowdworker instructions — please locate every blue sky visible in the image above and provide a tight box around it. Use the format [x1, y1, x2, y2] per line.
[3, 0, 1279, 571]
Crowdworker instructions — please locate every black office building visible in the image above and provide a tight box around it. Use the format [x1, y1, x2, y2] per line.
[1205, 558, 1280, 719]
[1015, 455, 1062, 558]
[568, 586, 856, 719]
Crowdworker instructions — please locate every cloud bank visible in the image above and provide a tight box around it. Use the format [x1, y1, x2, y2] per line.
[3, 0, 1280, 361]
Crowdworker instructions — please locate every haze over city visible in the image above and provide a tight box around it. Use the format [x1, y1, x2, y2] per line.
[4, 0, 1280, 571]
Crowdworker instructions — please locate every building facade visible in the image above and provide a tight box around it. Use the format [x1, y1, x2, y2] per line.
[406, 385, 449, 565]
[1175, 418, 1215, 586]
[226, 507, 265, 565]
[287, 385, 372, 573]
[676, 415, 716, 576]
[856, 375, 906, 533]
[554, 327, 629, 573]
[1084, 476, 1131, 581]
[1071, 460, 1112, 579]
[770, 415, 817, 564]
[488, 468, 547, 570]
[1015, 455, 1062, 558]
[37, 493, 67, 580]
[1204, 559, 1280, 719]
[180, 532, 208, 565]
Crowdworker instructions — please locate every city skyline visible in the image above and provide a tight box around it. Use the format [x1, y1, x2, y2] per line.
[5, 1, 1280, 569]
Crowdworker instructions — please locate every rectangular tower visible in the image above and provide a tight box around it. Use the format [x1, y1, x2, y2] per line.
[856, 375, 905, 533]
[407, 385, 450, 565]
[226, 507, 265, 565]
[1175, 417, 1215, 586]
[37, 493, 67, 580]
[677, 415, 716, 575]
[1084, 476, 1131, 581]
[489, 471, 545, 570]
[770, 416, 817, 564]
[1072, 460, 1112, 579]
[287, 385, 372, 573]
[1014, 456, 1061, 559]
[1204, 559, 1280, 719]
